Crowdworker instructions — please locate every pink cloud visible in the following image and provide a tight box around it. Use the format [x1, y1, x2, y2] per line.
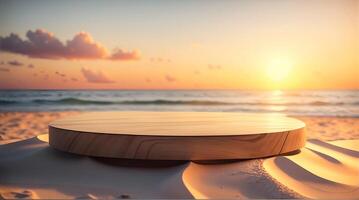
[65, 32, 107, 59]
[55, 71, 66, 77]
[110, 49, 140, 60]
[81, 67, 115, 83]
[0, 29, 140, 61]
[24, 29, 67, 59]
[7, 60, 24, 66]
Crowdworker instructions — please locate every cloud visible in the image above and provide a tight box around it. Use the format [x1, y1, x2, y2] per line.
[165, 74, 176, 82]
[0, 30, 66, 59]
[0, 29, 140, 61]
[55, 71, 66, 77]
[0, 68, 10, 72]
[110, 49, 140, 60]
[71, 77, 78, 82]
[81, 67, 115, 83]
[208, 64, 222, 70]
[65, 32, 108, 59]
[7, 60, 24, 66]
[28, 64, 35, 68]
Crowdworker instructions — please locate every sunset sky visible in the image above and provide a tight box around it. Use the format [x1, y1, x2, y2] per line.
[0, 0, 358, 90]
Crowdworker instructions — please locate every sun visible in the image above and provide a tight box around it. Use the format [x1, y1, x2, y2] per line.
[266, 59, 292, 82]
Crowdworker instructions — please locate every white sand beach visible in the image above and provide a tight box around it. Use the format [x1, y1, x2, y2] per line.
[0, 112, 358, 199]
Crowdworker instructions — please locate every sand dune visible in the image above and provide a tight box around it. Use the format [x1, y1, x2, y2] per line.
[1, 134, 358, 199]
[263, 139, 359, 199]
[182, 160, 299, 199]
[0, 136, 193, 199]
[1, 112, 359, 199]
[328, 140, 359, 151]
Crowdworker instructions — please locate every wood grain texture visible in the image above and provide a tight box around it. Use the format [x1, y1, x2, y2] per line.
[49, 112, 306, 160]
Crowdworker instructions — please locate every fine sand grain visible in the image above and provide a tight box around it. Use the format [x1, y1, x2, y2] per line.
[0, 135, 358, 199]
[0, 112, 80, 144]
[296, 116, 359, 141]
[0, 112, 358, 199]
[264, 139, 359, 199]
[1, 112, 358, 144]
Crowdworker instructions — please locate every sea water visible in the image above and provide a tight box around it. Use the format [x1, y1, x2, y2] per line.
[0, 90, 358, 117]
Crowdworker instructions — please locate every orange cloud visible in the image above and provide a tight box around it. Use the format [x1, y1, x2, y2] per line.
[65, 32, 108, 59]
[7, 60, 24, 66]
[55, 71, 66, 78]
[81, 67, 115, 83]
[110, 49, 140, 60]
[0, 29, 140, 61]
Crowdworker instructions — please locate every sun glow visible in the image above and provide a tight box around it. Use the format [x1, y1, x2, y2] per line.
[266, 59, 293, 82]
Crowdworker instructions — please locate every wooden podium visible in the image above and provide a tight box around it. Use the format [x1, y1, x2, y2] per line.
[49, 112, 306, 160]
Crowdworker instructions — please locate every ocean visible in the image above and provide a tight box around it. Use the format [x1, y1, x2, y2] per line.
[0, 90, 358, 117]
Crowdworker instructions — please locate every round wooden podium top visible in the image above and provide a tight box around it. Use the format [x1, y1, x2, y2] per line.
[49, 112, 306, 160]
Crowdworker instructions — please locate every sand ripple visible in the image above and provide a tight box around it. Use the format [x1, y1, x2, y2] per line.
[0, 134, 358, 199]
[264, 139, 359, 199]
